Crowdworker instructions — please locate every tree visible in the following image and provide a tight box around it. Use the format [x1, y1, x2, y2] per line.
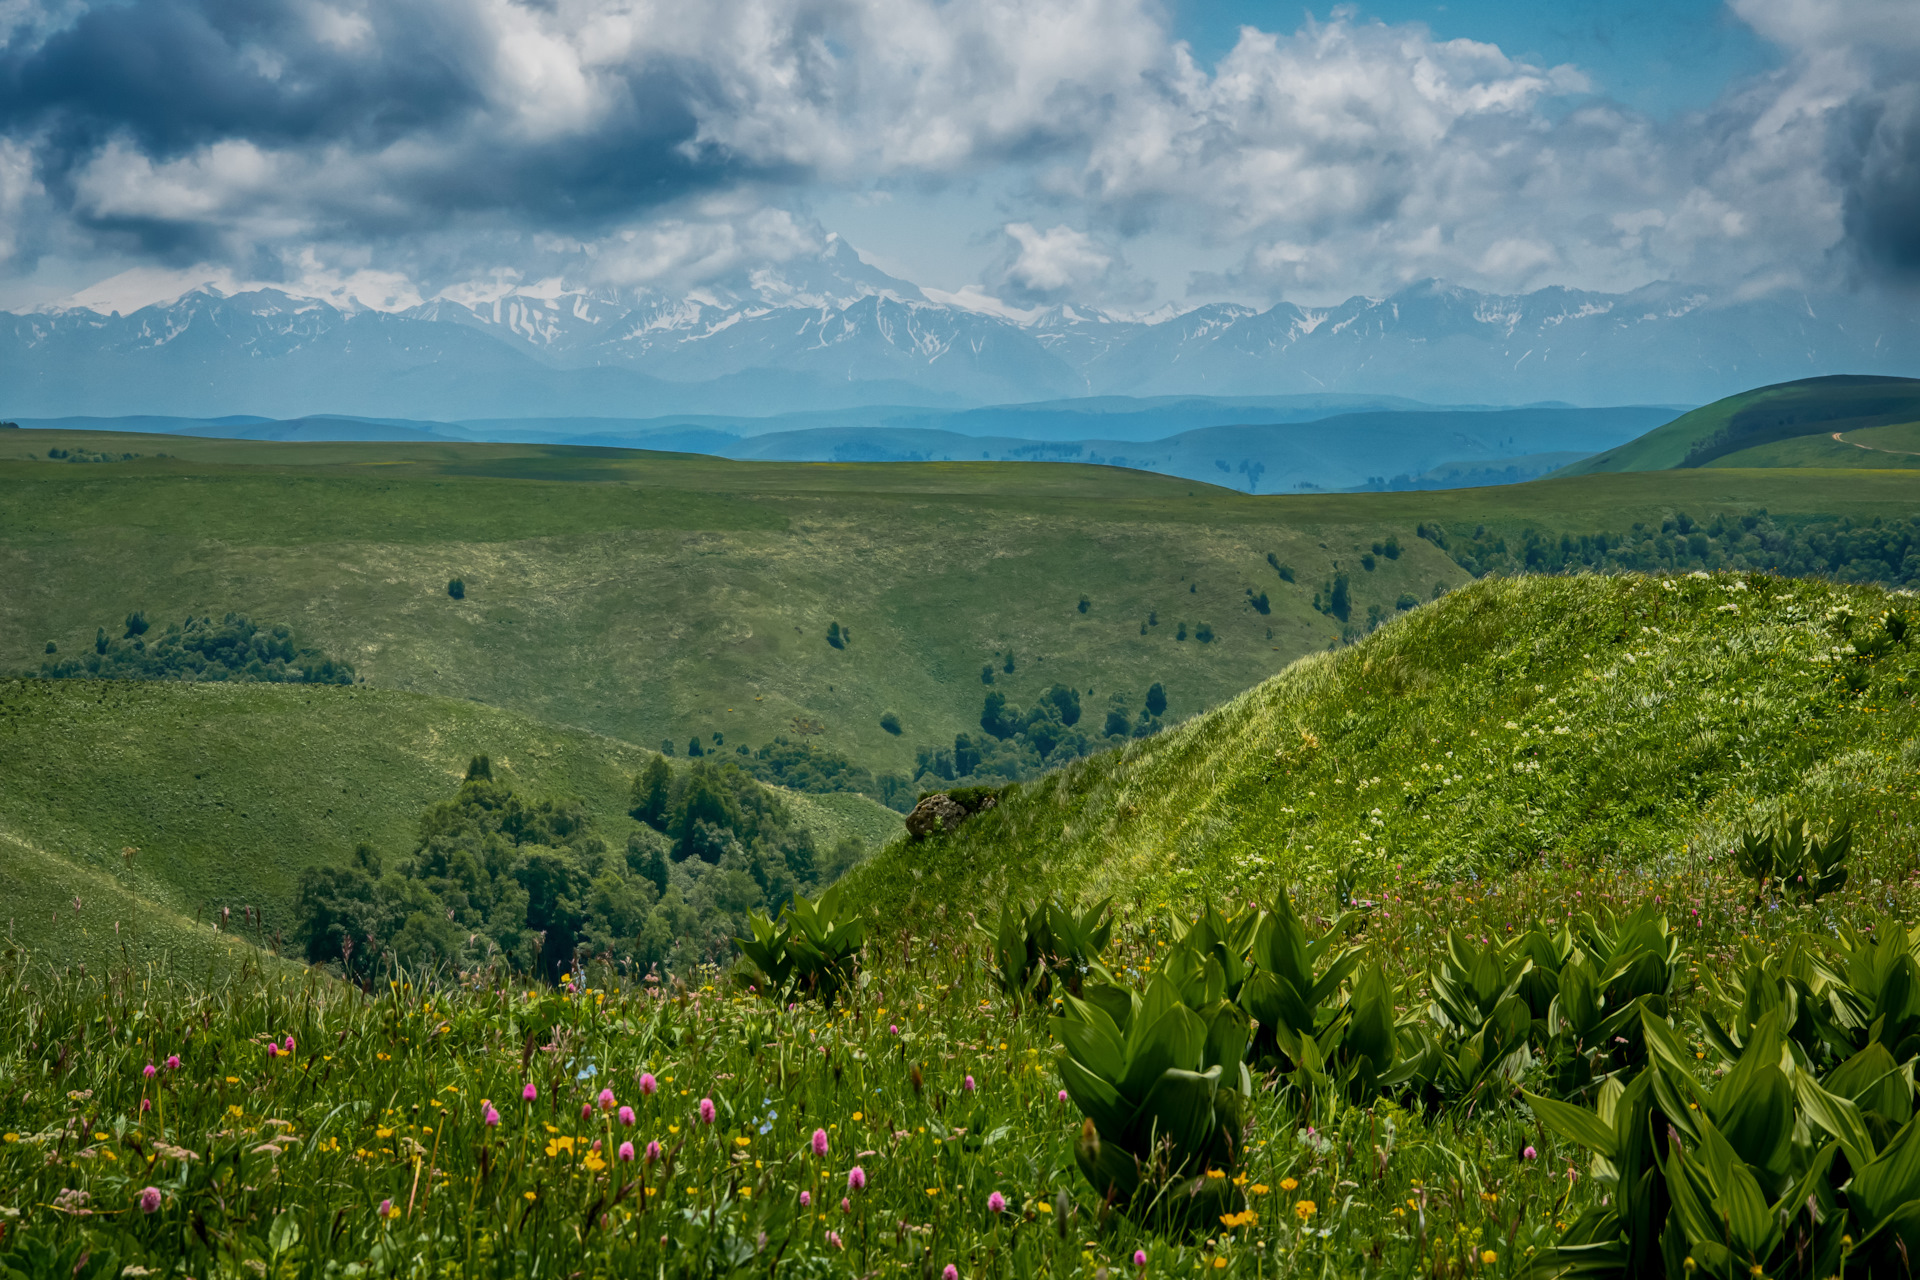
[826, 621, 845, 649]
[124, 611, 149, 638]
[953, 733, 981, 776]
[1145, 682, 1166, 716]
[1077, 596, 1090, 614]
[687, 737, 704, 757]
[465, 755, 493, 781]
[629, 756, 672, 829]
[981, 691, 1018, 739]
[1396, 592, 1419, 611]
[660, 738, 676, 756]
[1249, 591, 1270, 615]
[1003, 650, 1016, 674]
[43, 640, 54, 654]
[879, 711, 902, 735]
[1383, 535, 1402, 560]
[1330, 573, 1351, 621]
[1103, 706, 1131, 737]
[1361, 553, 1377, 571]
[1041, 683, 1081, 726]
[447, 578, 465, 599]
[1176, 622, 1187, 641]
[1195, 622, 1214, 643]
[980, 664, 994, 685]
[626, 830, 669, 897]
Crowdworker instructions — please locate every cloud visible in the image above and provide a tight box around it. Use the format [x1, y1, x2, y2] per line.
[0, 0, 1910, 305]
[995, 222, 1113, 300]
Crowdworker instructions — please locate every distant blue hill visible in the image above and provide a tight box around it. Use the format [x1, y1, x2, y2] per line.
[15, 398, 1679, 493]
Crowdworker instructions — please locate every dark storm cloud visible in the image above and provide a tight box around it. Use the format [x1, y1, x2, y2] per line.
[0, 0, 769, 252]
[1836, 83, 1920, 279]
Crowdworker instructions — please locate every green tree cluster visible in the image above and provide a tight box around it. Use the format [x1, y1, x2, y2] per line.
[296, 754, 861, 982]
[1422, 510, 1920, 587]
[31, 612, 353, 684]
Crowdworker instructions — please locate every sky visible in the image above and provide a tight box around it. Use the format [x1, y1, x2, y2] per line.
[0, 0, 1913, 316]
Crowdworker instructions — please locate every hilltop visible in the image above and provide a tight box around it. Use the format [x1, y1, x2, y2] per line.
[1560, 374, 1920, 475]
[853, 570, 1920, 920]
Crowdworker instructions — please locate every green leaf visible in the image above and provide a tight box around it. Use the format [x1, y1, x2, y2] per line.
[1523, 1091, 1619, 1160]
[1131, 1065, 1222, 1165]
[1057, 1050, 1134, 1139]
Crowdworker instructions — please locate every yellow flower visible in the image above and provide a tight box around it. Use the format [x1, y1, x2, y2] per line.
[582, 1152, 607, 1173]
[376, 1127, 394, 1138]
[1219, 1210, 1259, 1229]
[225, 1076, 240, 1084]
[1279, 1177, 1298, 1192]
[1, 1134, 16, 1143]
[92, 1132, 108, 1141]
[851, 1112, 863, 1122]
[738, 1187, 751, 1199]
[669, 1125, 681, 1134]
[1232, 1173, 1248, 1186]
[1212, 1260, 1227, 1270]
[926, 1189, 940, 1197]
[523, 1191, 537, 1202]
[734, 1136, 751, 1147]
[1294, 1200, 1317, 1221]
[1205, 1168, 1226, 1180]
[1247, 1184, 1268, 1196]
[1037, 1202, 1053, 1214]
[1481, 1251, 1497, 1265]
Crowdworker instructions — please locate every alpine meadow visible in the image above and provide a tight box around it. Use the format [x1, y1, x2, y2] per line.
[5, 0, 1920, 1274]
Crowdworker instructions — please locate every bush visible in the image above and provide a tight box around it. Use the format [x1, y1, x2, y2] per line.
[35, 612, 354, 685]
[1249, 591, 1270, 615]
[1145, 682, 1166, 716]
[826, 621, 845, 649]
[1195, 622, 1214, 643]
[1396, 592, 1419, 610]
[878, 710, 902, 735]
[447, 578, 464, 599]
[1077, 595, 1090, 613]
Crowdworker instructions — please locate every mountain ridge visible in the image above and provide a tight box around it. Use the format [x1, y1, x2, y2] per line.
[9, 239, 1919, 417]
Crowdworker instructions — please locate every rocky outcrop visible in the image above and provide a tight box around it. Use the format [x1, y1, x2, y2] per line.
[905, 789, 999, 840]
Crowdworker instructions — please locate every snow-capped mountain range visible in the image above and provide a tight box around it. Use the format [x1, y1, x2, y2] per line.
[7, 234, 1917, 419]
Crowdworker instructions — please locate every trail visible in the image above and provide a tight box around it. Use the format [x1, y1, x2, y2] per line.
[1831, 431, 1920, 458]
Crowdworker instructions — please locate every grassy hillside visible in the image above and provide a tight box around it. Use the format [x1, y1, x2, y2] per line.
[1560, 373, 1920, 475]
[8, 430, 1920, 791]
[0, 678, 899, 971]
[854, 570, 1920, 920]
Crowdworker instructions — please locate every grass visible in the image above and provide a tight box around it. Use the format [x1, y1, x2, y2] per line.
[7, 430, 1920, 791]
[0, 678, 899, 972]
[6, 572, 1920, 1277]
[853, 571, 1920, 925]
[1559, 374, 1920, 475]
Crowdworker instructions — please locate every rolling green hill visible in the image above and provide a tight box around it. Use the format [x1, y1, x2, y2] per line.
[8, 428, 1920, 798]
[852, 570, 1920, 922]
[1559, 374, 1920, 475]
[0, 678, 899, 973]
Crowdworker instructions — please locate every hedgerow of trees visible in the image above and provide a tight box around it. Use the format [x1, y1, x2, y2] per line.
[30, 612, 354, 684]
[1418, 510, 1920, 587]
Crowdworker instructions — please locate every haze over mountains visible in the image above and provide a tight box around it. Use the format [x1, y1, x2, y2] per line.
[8, 237, 1918, 423]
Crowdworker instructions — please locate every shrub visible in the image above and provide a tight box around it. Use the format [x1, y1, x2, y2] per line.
[1195, 622, 1214, 643]
[879, 710, 902, 735]
[1077, 595, 1090, 614]
[447, 578, 464, 599]
[1249, 591, 1270, 615]
[980, 664, 994, 684]
[826, 621, 845, 649]
[1361, 553, 1377, 571]
[1145, 682, 1166, 716]
[1396, 592, 1418, 610]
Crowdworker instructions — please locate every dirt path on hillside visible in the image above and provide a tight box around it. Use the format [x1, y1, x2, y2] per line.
[1831, 431, 1920, 458]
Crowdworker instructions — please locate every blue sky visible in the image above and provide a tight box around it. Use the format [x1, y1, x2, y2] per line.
[0, 0, 1911, 315]
[1173, 0, 1779, 117]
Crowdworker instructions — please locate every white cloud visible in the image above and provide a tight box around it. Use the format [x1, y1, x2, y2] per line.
[999, 222, 1113, 297]
[9, 0, 1919, 309]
